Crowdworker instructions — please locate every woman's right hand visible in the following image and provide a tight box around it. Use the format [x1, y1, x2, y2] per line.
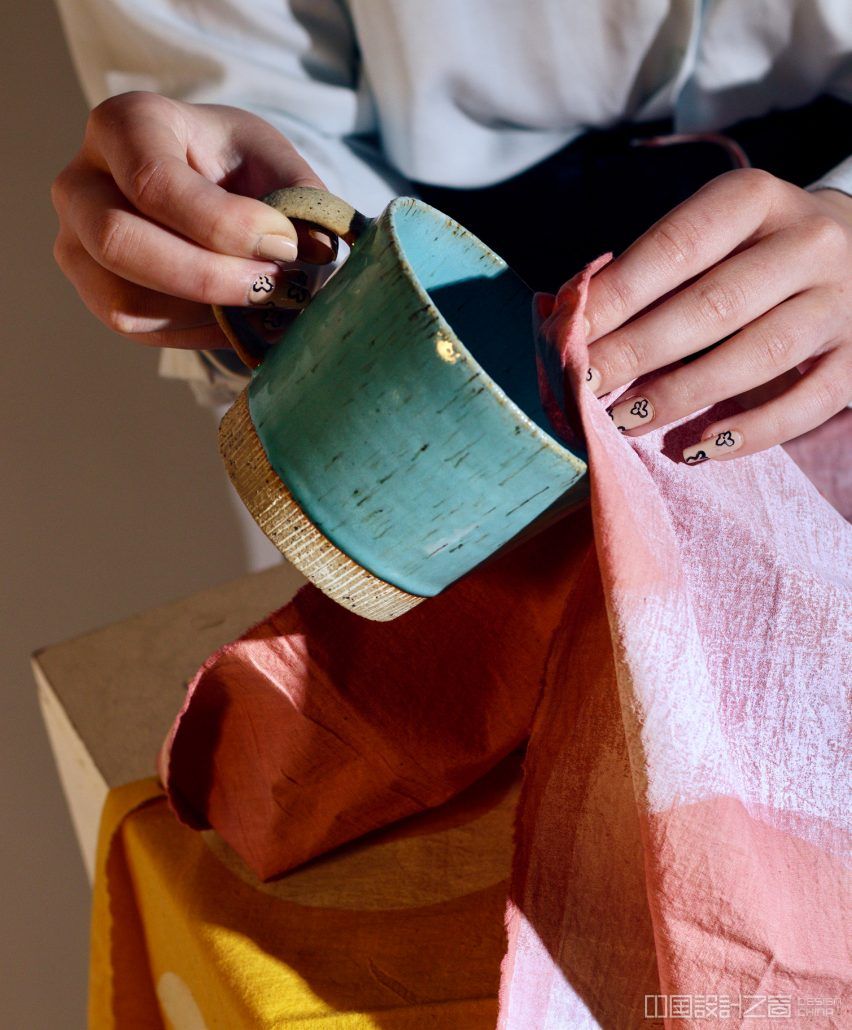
[51, 91, 333, 350]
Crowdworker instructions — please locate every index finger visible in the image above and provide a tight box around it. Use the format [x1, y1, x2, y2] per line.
[86, 95, 314, 263]
[584, 169, 778, 342]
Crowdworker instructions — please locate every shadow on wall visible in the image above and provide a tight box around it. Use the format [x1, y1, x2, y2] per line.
[0, 4, 261, 1028]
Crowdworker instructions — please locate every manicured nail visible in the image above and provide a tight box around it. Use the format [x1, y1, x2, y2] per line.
[248, 273, 277, 304]
[682, 429, 743, 465]
[585, 366, 602, 393]
[608, 395, 655, 433]
[257, 234, 298, 262]
[248, 269, 311, 309]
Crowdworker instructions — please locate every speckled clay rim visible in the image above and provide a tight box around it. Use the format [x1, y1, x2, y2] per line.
[219, 388, 426, 622]
[384, 197, 587, 477]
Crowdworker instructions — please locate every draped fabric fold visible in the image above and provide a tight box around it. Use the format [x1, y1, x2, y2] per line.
[160, 260, 850, 1027]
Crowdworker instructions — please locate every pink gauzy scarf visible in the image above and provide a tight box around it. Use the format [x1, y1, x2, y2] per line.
[162, 261, 851, 1027]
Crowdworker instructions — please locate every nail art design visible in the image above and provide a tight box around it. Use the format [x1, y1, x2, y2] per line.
[248, 270, 311, 309]
[608, 395, 655, 433]
[682, 428, 743, 465]
[249, 274, 275, 301]
[586, 366, 602, 393]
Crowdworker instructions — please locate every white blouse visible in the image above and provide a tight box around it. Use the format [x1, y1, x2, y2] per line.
[56, 0, 852, 213]
[54, 0, 852, 400]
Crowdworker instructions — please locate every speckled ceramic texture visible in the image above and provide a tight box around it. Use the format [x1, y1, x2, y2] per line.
[246, 196, 587, 599]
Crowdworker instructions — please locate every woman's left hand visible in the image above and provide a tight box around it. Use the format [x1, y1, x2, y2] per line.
[584, 168, 852, 464]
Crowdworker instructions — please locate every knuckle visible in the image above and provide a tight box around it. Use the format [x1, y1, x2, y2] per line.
[650, 216, 703, 268]
[103, 308, 139, 336]
[92, 209, 132, 267]
[52, 234, 70, 270]
[204, 198, 245, 246]
[668, 370, 704, 412]
[81, 293, 113, 329]
[799, 213, 846, 256]
[50, 168, 70, 212]
[748, 324, 797, 373]
[89, 91, 158, 134]
[602, 335, 644, 381]
[128, 156, 172, 210]
[87, 95, 118, 134]
[193, 260, 222, 305]
[596, 274, 634, 324]
[764, 403, 792, 444]
[691, 277, 746, 327]
[725, 167, 778, 205]
[98, 283, 153, 336]
[87, 94, 129, 138]
[810, 372, 849, 414]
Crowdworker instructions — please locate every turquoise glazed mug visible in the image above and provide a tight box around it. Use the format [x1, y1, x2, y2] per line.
[215, 187, 588, 621]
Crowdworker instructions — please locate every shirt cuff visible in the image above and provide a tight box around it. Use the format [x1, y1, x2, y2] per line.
[806, 155, 852, 198]
[157, 348, 249, 407]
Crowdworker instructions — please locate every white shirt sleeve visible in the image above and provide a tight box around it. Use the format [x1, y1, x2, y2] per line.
[53, 0, 409, 213]
[808, 155, 852, 198]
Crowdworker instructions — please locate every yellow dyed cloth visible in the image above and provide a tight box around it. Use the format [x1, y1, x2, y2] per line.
[89, 756, 520, 1028]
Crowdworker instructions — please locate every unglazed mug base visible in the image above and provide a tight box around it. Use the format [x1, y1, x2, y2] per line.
[219, 389, 426, 621]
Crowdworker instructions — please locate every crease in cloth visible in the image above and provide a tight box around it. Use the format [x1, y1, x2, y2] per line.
[159, 257, 851, 1028]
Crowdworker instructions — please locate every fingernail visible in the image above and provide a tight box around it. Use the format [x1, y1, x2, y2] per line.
[257, 234, 298, 263]
[583, 316, 592, 337]
[248, 269, 311, 309]
[249, 272, 277, 304]
[585, 366, 602, 393]
[682, 428, 743, 465]
[608, 395, 655, 433]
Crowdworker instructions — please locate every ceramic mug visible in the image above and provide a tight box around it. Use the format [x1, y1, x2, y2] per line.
[214, 187, 588, 621]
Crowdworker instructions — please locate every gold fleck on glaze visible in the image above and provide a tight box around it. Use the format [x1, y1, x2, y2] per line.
[435, 332, 461, 364]
[219, 389, 426, 621]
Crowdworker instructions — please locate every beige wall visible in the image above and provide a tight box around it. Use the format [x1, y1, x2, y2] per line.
[1, 5, 262, 1025]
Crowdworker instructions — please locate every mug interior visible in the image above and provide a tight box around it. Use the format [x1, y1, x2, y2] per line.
[389, 200, 555, 437]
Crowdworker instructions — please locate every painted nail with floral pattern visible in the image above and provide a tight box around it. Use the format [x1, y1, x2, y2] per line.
[607, 395, 655, 433]
[586, 366, 602, 393]
[682, 429, 743, 465]
[248, 270, 312, 309]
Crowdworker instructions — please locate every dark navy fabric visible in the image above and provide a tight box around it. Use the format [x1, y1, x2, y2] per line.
[415, 96, 852, 293]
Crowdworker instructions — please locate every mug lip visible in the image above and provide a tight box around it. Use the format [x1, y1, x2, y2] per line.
[383, 196, 586, 474]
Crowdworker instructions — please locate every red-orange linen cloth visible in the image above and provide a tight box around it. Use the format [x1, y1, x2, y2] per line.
[162, 261, 851, 1027]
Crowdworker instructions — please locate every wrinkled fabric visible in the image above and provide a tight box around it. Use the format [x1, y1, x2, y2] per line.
[784, 408, 852, 522]
[90, 771, 517, 1028]
[162, 261, 851, 1028]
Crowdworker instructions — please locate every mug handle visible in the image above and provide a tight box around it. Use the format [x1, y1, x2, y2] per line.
[212, 186, 370, 369]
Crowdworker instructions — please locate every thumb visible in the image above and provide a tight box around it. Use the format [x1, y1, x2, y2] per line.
[91, 95, 327, 265]
[222, 107, 337, 264]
